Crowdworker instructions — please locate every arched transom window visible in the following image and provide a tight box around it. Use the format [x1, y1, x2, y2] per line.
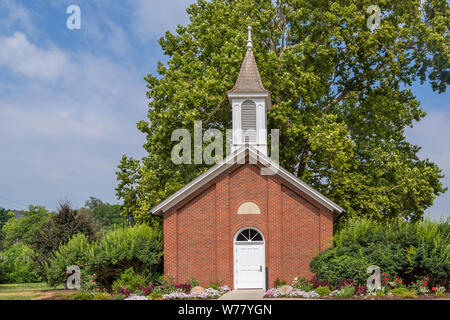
[235, 228, 263, 242]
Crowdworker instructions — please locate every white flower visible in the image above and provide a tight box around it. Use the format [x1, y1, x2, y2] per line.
[124, 294, 149, 300]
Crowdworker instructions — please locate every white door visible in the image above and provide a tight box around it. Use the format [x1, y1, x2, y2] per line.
[234, 228, 265, 289]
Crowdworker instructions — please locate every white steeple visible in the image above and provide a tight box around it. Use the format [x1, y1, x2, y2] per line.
[227, 27, 271, 156]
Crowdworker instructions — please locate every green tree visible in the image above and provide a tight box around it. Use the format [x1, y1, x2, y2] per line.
[32, 202, 100, 278]
[1, 205, 51, 247]
[116, 0, 448, 221]
[82, 197, 127, 228]
[0, 208, 14, 250]
[0, 243, 41, 284]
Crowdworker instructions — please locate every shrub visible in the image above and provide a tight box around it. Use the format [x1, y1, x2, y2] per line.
[44, 224, 163, 291]
[81, 271, 99, 294]
[89, 224, 162, 291]
[93, 292, 111, 300]
[72, 292, 93, 300]
[408, 278, 430, 295]
[0, 243, 41, 283]
[206, 280, 223, 291]
[390, 287, 417, 298]
[112, 267, 146, 293]
[117, 287, 131, 298]
[310, 217, 450, 287]
[309, 276, 333, 290]
[375, 290, 385, 297]
[331, 285, 355, 298]
[45, 233, 92, 287]
[149, 292, 162, 300]
[315, 286, 331, 297]
[336, 278, 367, 296]
[113, 293, 126, 300]
[139, 283, 155, 296]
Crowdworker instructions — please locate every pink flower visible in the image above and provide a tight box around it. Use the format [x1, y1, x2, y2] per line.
[432, 287, 437, 291]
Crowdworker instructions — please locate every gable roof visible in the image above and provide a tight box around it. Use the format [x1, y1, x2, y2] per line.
[149, 147, 345, 220]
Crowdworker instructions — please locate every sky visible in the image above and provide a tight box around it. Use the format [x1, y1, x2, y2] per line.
[0, 1, 448, 219]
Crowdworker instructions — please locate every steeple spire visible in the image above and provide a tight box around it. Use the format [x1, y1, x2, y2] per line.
[247, 26, 253, 50]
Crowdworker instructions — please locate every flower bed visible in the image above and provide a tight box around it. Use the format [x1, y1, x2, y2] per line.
[264, 288, 319, 299]
[163, 286, 231, 300]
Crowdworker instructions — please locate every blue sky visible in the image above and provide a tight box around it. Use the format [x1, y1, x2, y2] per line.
[0, 1, 448, 220]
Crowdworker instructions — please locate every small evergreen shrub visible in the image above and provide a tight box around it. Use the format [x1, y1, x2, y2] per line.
[390, 287, 417, 298]
[149, 292, 162, 300]
[93, 292, 111, 300]
[315, 286, 331, 297]
[72, 292, 93, 300]
[331, 285, 355, 298]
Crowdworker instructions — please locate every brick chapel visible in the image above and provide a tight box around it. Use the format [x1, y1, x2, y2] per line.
[150, 27, 344, 290]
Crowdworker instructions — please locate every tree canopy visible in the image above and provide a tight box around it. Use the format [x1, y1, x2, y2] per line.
[116, 0, 448, 222]
[1, 205, 51, 247]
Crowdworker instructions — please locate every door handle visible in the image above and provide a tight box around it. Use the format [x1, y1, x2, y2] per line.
[259, 265, 262, 272]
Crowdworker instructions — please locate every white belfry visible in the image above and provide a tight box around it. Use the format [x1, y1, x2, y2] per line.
[227, 26, 271, 156]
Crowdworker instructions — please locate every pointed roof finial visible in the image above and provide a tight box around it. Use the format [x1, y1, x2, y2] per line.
[247, 26, 252, 50]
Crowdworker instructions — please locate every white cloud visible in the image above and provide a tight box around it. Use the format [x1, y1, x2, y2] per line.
[131, 0, 195, 39]
[0, 31, 147, 210]
[0, 32, 70, 81]
[0, 0, 35, 36]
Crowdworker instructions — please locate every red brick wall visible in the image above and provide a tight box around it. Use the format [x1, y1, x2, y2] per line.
[163, 163, 334, 288]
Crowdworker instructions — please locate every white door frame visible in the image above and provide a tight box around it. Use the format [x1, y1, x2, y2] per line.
[233, 227, 265, 289]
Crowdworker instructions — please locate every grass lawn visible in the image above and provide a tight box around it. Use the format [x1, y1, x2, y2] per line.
[0, 283, 70, 300]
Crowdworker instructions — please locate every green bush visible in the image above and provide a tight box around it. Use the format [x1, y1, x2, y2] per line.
[375, 290, 385, 297]
[149, 292, 162, 300]
[315, 286, 331, 297]
[45, 233, 92, 287]
[334, 285, 355, 298]
[113, 293, 126, 300]
[93, 292, 111, 300]
[45, 224, 162, 291]
[390, 287, 417, 298]
[0, 243, 41, 283]
[310, 217, 450, 287]
[89, 224, 162, 290]
[112, 267, 146, 293]
[72, 292, 93, 300]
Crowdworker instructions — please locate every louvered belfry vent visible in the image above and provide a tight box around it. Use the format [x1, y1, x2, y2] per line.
[241, 100, 257, 143]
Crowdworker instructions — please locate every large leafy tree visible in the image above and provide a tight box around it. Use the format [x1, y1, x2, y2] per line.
[117, 0, 448, 222]
[1, 205, 51, 247]
[32, 202, 99, 277]
[81, 196, 127, 228]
